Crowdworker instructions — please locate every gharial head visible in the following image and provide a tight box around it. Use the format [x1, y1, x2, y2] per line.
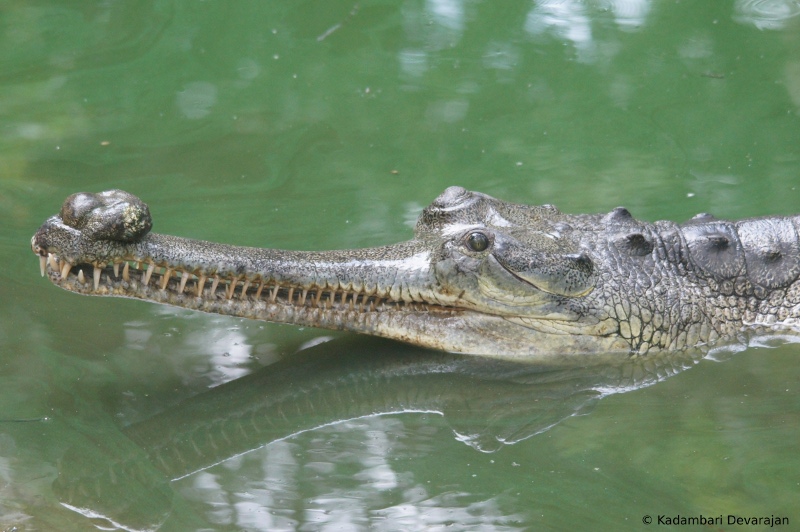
[31, 186, 599, 321]
[414, 186, 596, 320]
[31, 186, 621, 357]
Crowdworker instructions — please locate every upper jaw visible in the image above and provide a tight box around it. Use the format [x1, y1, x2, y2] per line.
[32, 214, 152, 293]
[30, 214, 453, 313]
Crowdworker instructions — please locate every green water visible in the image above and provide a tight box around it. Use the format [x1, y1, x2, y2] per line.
[2, 1, 800, 530]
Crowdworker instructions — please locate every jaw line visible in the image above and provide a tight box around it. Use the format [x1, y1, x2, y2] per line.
[492, 254, 595, 298]
[468, 255, 587, 321]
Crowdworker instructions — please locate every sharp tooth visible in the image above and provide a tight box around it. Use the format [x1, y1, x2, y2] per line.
[179, 272, 189, 293]
[60, 261, 72, 279]
[196, 275, 206, 296]
[210, 276, 220, 294]
[113, 262, 120, 278]
[255, 281, 264, 299]
[77, 269, 86, 284]
[287, 287, 295, 303]
[122, 262, 130, 281]
[301, 288, 308, 306]
[270, 285, 279, 302]
[314, 288, 324, 307]
[48, 253, 59, 271]
[225, 276, 239, 300]
[143, 262, 155, 285]
[93, 264, 101, 290]
[160, 269, 172, 290]
[239, 279, 250, 299]
[39, 255, 46, 277]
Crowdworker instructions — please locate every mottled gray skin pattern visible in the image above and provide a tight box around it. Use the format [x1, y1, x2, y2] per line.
[31, 187, 800, 359]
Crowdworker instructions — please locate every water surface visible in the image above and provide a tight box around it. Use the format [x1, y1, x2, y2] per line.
[2, 1, 800, 530]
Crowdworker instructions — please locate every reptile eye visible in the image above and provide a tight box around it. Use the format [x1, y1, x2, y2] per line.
[465, 231, 491, 252]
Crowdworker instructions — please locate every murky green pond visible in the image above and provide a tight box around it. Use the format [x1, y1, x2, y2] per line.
[2, 1, 800, 530]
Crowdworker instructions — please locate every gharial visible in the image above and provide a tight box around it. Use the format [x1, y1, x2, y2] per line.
[30, 187, 800, 359]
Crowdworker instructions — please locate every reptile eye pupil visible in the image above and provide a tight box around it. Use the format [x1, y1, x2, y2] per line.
[466, 232, 490, 252]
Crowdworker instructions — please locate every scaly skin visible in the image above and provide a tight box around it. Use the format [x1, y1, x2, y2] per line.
[30, 187, 800, 358]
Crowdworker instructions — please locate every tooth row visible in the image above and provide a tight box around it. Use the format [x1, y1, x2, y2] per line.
[39, 253, 411, 312]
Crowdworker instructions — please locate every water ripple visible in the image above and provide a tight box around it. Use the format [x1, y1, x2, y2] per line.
[734, 0, 800, 30]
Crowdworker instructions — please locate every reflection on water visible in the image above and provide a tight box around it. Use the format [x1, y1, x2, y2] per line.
[48, 337, 710, 529]
[178, 426, 527, 530]
[525, 0, 594, 59]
